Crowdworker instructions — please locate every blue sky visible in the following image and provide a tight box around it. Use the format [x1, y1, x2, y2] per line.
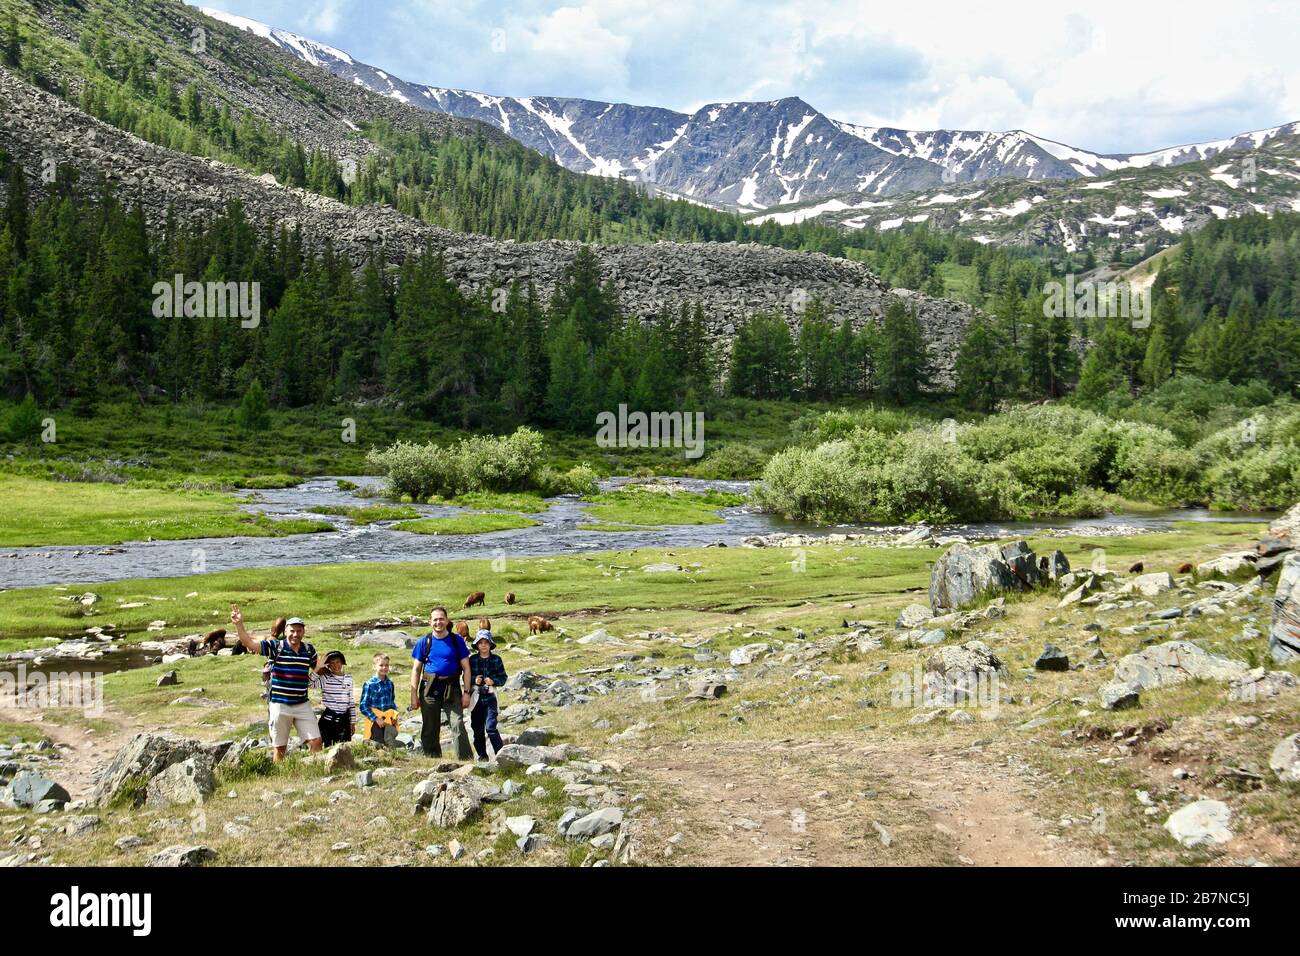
[192, 1, 1300, 154]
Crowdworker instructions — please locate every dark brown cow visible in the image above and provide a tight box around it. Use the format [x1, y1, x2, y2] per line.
[504, 592, 517, 605]
[463, 591, 486, 609]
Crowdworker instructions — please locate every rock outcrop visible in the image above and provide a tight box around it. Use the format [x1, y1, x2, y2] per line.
[928, 540, 1057, 611]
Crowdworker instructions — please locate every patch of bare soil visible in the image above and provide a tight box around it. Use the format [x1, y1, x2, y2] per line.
[611, 734, 1106, 866]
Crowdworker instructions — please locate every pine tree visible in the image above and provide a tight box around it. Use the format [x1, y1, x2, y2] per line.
[954, 315, 1015, 412]
[235, 379, 270, 431]
[876, 300, 930, 405]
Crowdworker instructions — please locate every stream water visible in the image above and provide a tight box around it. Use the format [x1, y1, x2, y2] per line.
[0, 475, 1272, 591]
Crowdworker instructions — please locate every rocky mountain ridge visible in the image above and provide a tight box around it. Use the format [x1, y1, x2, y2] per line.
[0, 66, 977, 385]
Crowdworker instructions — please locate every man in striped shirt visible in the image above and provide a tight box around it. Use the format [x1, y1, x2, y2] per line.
[232, 604, 323, 763]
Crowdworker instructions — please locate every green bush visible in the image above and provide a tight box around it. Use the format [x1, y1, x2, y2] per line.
[367, 427, 548, 499]
[688, 442, 770, 479]
[533, 463, 600, 497]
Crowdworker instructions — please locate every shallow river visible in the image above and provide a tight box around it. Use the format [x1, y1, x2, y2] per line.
[0, 475, 1271, 590]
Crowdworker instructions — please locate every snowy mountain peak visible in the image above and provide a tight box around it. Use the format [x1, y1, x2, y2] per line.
[200, 7, 1300, 213]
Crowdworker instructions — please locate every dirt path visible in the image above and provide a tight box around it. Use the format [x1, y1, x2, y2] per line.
[0, 705, 137, 798]
[612, 735, 1104, 867]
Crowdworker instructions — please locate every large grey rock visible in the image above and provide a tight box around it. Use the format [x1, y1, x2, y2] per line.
[91, 733, 206, 807]
[149, 845, 217, 867]
[1113, 640, 1249, 692]
[351, 629, 413, 649]
[729, 642, 770, 666]
[1228, 668, 1297, 702]
[1269, 553, 1300, 663]
[1132, 572, 1174, 597]
[922, 640, 1002, 704]
[1164, 800, 1233, 848]
[424, 776, 500, 828]
[895, 604, 934, 629]
[1269, 733, 1300, 784]
[493, 743, 567, 770]
[1098, 680, 1141, 710]
[1198, 552, 1257, 579]
[8, 771, 71, 808]
[146, 755, 216, 808]
[565, 806, 624, 841]
[928, 540, 1044, 611]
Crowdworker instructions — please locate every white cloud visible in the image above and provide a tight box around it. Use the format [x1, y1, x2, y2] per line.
[202, 0, 1300, 153]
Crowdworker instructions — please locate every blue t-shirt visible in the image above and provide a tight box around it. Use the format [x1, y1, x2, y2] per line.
[411, 632, 470, 677]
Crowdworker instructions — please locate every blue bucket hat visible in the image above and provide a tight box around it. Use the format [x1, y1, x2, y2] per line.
[474, 629, 495, 649]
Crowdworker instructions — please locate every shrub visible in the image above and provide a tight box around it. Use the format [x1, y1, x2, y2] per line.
[367, 427, 548, 500]
[689, 442, 770, 479]
[533, 463, 599, 497]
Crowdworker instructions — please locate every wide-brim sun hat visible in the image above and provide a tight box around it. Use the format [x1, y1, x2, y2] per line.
[474, 629, 496, 649]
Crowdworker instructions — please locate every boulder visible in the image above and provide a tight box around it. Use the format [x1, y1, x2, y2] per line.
[686, 682, 727, 700]
[351, 629, 413, 649]
[895, 604, 934, 630]
[923, 640, 1002, 704]
[515, 727, 552, 747]
[929, 540, 1044, 611]
[1113, 640, 1249, 692]
[1164, 800, 1233, 848]
[8, 771, 71, 809]
[1197, 551, 1257, 579]
[148, 845, 216, 867]
[156, 670, 179, 687]
[1269, 733, 1300, 784]
[1268, 553, 1300, 663]
[1132, 572, 1174, 597]
[565, 806, 623, 841]
[729, 642, 770, 666]
[1228, 668, 1297, 702]
[1043, 550, 1070, 580]
[493, 743, 567, 770]
[92, 733, 206, 807]
[1034, 644, 1070, 671]
[425, 776, 500, 828]
[576, 629, 625, 646]
[1098, 680, 1141, 710]
[145, 755, 216, 808]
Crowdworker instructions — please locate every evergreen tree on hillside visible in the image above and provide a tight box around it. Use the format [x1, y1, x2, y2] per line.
[954, 314, 1016, 412]
[876, 300, 930, 405]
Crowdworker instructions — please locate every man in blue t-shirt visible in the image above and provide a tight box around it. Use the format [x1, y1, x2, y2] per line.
[408, 606, 473, 760]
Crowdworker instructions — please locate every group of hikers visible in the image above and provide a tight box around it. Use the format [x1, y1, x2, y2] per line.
[229, 603, 508, 763]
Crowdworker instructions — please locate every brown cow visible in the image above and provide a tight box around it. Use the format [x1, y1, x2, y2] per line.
[478, 617, 491, 632]
[188, 628, 228, 657]
[528, 616, 553, 634]
[453, 621, 471, 639]
[1128, 561, 1144, 574]
[504, 592, 517, 605]
[1177, 562, 1193, 574]
[463, 591, 486, 609]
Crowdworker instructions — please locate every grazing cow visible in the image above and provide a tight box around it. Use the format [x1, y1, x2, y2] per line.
[504, 592, 517, 605]
[528, 616, 553, 634]
[1177, 562, 1193, 574]
[188, 628, 228, 657]
[463, 591, 486, 609]
[1129, 561, 1144, 574]
[454, 621, 471, 639]
[478, 617, 491, 632]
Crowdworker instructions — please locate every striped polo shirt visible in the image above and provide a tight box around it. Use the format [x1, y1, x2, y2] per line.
[260, 638, 317, 705]
[310, 671, 355, 715]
